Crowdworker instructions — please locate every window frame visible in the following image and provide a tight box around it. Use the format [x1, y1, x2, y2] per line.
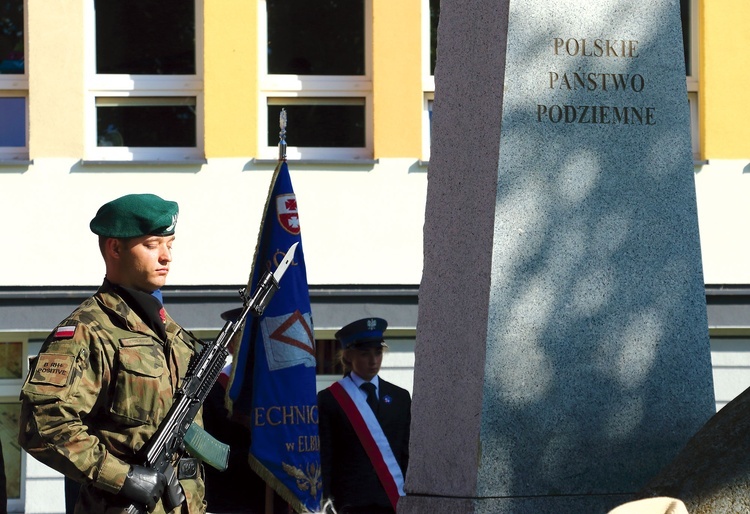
[0, 89, 28, 159]
[0, 334, 28, 510]
[0, 0, 28, 161]
[421, 0, 436, 162]
[258, 0, 373, 160]
[684, 0, 700, 159]
[83, 0, 205, 162]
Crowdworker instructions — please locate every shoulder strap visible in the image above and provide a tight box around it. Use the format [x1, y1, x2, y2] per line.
[329, 379, 405, 509]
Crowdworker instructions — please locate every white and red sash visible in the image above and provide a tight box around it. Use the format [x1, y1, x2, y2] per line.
[329, 378, 405, 509]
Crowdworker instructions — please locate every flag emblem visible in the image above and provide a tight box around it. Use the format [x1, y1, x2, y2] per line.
[54, 325, 77, 339]
[276, 193, 300, 235]
[260, 311, 316, 371]
[228, 160, 321, 512]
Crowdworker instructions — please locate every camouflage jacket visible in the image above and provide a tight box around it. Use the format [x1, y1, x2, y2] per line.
[18, 281, 207, 514]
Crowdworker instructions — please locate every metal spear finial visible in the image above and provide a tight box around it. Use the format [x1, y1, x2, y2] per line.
[279, 108, 287, 162]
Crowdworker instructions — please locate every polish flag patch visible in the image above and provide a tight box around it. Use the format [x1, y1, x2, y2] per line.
[54, 325, 77, 339]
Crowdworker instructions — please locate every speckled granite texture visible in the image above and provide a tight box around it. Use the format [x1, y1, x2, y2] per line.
[403, 0, 715, 512]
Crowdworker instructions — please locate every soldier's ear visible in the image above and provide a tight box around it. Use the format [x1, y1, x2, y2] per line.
[104, 238, 122, 259]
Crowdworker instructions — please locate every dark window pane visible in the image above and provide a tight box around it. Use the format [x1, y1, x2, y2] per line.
[95, 0, 195, 74]
[680, 0, 691, 75]
[428, 98, 433, 137]
[97, 100, 196, 147]
[0, 97, 25, 146]
[267, 0, 364, 75]
[268, 101, 365, 147]
[0, 0, 24, 74]
[430, 0, 439, 76]
[315, 339, 343, 375]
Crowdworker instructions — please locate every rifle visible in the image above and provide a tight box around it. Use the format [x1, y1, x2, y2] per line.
[125, 242, 299, 514]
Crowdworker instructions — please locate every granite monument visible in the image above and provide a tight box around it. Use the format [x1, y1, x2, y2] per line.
[400, 1, 715, 512]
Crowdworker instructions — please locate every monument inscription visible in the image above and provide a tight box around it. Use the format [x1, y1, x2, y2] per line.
[539, 37, 655, 126]
[402, 1, 715, 513]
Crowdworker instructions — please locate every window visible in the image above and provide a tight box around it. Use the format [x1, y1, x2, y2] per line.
[0, 0, 26, 159]
[421, 0, 438, 161]
[682, 0, 700, 158]
[87, 0, 203, 161]
[267, 99, 365, 148]
[429, 0, 439, 77]
[260, 0, 371, 160]
[315, 339, 343, 376]
[0, 96, 24, 146]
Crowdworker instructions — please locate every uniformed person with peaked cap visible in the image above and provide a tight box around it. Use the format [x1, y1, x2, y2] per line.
[19, 193, 207, 513]
[317, 318, 411, 514]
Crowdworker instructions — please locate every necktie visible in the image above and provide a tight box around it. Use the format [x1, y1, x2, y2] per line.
[361, 382, 378, 413]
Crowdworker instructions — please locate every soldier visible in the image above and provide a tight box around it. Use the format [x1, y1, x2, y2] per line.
[317, 318, 411, 514]
[18, 194, 206, 513]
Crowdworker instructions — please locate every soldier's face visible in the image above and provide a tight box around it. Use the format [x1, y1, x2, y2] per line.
[116, 235, 175, 292]
[348, 347, 383, 381]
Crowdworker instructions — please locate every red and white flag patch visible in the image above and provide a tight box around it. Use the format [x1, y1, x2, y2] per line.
[54, 325, 77, 339]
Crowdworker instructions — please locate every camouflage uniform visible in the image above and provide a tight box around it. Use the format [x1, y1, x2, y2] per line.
[19, 280, 207, 514]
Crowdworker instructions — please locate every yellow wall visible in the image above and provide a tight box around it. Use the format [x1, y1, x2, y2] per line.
[204, 1, 258, 157]
[27, 0, 85, 158]
[701, 1, 750, 159]
[372, 0, 423, 158]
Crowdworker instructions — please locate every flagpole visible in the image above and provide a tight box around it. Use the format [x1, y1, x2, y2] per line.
[268, 108, 287, 514]
[237, 105, 321, 513]
[279, 108, 287, 162]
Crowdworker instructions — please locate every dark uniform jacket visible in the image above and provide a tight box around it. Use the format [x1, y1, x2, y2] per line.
[18, 280, 206, 514]
[317, 376, 411, 511]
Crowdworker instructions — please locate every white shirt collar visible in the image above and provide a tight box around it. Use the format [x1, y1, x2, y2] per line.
[350, 371, 380, 393]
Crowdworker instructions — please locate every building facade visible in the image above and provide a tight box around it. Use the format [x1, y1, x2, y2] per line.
[0, 0, 749, 512]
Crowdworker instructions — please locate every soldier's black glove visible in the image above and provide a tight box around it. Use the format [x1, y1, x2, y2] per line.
[162, 469, 186, 512]
[120, 465, 167, 512]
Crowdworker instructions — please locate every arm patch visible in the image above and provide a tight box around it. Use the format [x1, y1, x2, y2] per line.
[53, 321, 79, 339]
[30, 353, 76, 387]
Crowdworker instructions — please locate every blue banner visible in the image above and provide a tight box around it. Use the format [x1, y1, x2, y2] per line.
[228, 161, 322, 512]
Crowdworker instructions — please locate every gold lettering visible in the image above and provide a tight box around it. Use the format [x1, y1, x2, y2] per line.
[548, 71, 558, 88]
[629, 40, 639, 58]
[252, 405, 320, 427]
[254, 407, 266, 427]
[553, 37, 565, 55]
[298, 435, 320, 452]
[605, 39, 619, 57]
[536, 104, 656, 126]
[267, 406, 282, 426]
[553, 37, 639, 58]
[593, 39, 604, 57]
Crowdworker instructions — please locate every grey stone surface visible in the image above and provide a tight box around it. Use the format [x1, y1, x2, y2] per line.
[402, 0, 715, 512]
[639, 386, 750, 513]
[399, 494, 631, 514]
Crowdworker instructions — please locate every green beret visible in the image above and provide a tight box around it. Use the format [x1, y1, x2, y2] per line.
[90, 193, 179, 238]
